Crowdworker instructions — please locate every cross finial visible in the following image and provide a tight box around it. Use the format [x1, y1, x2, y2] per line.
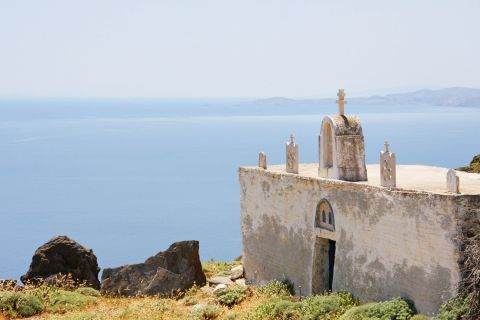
[290, 133, 295, 144]
[336, 89, 347, 115]
[384, 140, 390, 152]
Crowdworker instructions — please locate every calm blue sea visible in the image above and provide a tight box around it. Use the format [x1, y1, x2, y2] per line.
[1, 98, 479, 281]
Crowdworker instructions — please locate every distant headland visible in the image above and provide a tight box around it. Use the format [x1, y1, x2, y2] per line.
[254, 87, 480, 107]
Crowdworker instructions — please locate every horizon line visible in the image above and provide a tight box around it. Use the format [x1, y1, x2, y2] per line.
[0, 86, 478, 101]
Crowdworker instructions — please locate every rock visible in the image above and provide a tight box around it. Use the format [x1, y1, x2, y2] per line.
[200, 285, 214, 295]
[191, 303, 209, 313]
[21, 236, 100, 289]
[208, 276, 234, 286]
[230, 265, 244, 280]
[235, 278, 247, 287]
[101, 240, 206, 297]
[212, 283, 228, 294]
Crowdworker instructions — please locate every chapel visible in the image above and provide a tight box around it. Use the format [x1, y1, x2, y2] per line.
[239, 90, 480, 315]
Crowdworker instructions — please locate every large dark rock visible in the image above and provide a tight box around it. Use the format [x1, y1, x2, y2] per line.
[101, 240, 206, 296]
[21, 236, 100, 289]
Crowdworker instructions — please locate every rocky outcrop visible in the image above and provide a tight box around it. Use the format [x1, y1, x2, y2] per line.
[101, 241, 206, 297]
[458, 155, 480, 174]
[21, 236, 100, 289]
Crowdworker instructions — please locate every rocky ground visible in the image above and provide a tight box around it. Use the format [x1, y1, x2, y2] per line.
[0, 260, 466, 319]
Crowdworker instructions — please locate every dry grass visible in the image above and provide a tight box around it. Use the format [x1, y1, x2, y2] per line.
[0, 279, 285, 320]
[0, 265, 428, 319]
[31, 296, 190, 320]
[26, 290, 266, 319]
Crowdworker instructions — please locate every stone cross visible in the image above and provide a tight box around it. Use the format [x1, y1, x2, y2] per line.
[286, 133, 299, 174]
[447, 169, 460, 194]
[380, 140, 396, 188]
[336, 89, 348, 116]
[258, 152, 267, 169]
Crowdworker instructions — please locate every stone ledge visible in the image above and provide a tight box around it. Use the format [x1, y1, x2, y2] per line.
[239, 163, 480, 196]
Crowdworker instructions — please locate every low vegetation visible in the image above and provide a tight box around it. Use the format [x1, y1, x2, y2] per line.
[340, 297, 413, 320]
[0, 291, 44, 318]
[215, 286, 248, 307]
[432, 295, 469, 320]
[255, 279, 295, 297]
[0, 287, 98, 318]
[0, 268, 470, 319]
[457, 154, 480, 174]
[245, 291, 359, 320]
[202, 260, 242, 279]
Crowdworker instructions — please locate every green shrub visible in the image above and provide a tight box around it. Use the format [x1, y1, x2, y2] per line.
[0, 291, 44, 318]
[192, 304, 222, 319]
[300, 291, 359, 320]
[216, 286, 247, 307]
[256, 280, 295, 297]
[341, 297, 414, 320]
[271, 299, 302, 319]
[45, 289, 98, 313]
[244, 298, 293, 320]
[433, 295, 468, 320]
[75, 287, 101, 297]
[411, 315, 430, 320]
[246, 291, 358, 320]
[340, 303, 376, 320]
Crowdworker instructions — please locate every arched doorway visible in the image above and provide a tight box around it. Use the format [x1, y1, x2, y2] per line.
[312, 199, 336, 294]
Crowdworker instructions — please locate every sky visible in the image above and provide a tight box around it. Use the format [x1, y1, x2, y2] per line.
[1, 0, 479, 98]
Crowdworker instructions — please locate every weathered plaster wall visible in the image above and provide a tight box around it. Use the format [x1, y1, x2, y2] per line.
[239, 167, 472, 315]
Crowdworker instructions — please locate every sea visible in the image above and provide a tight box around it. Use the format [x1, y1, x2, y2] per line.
[0, 98, 479, 281]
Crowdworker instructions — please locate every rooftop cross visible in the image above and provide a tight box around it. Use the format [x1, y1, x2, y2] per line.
[384, 141, 390, 152]
[336, 89, 347, 115]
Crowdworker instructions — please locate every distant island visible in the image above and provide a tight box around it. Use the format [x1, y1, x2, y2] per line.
[255, 87, 480, 107]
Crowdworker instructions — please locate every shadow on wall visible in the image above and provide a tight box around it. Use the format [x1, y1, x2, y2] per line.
[334, 229, 452, 315]
[242, 214, 312, 294]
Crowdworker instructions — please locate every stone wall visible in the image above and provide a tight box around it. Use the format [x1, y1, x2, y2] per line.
[239, 167, 475, 315]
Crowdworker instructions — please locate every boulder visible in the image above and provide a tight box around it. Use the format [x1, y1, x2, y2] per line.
[212, 283, 228, 294]
[230, 265, 244, 280]
[200, 285, 214, 295]
[208, 276, 234, 286]
[235, 279, 247, 287]
[21, 236, 100, 289]
[101, 240, 206, 297]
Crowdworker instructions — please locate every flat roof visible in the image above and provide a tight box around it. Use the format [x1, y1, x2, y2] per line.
[261, 164, 480, 195]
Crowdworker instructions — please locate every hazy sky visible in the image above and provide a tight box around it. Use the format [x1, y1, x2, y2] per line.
[1, 0, 479, 98]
